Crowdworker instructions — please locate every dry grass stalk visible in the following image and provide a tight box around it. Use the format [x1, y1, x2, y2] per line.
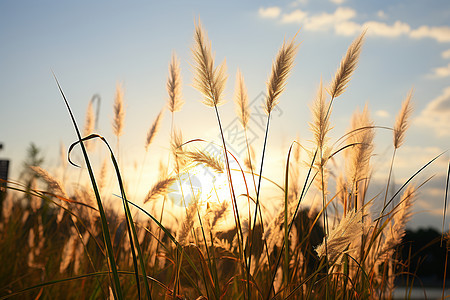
[310, 80, 331, 192]
[205, 200, 229, 233]
[381, 185, 416, 256]
[328, 31, 366, 99]
[264, 37, 298, 114]
[30, 166, 68, 199]
[244, 145, 255, 172]
[145, 108, 164, 151]
[310, 80, 330, 158]
[184, 150, 224, 174]
[167, 52, 184, 113]
[192, 19, 227, 107]
[112, 83, 125, 137]
[234, 69, 250, 128]
[144, 175, 177, 203]
[83, 101, 95, 137]
[393, 89, 413, 149]
[171, 128, 187, 173]
[315, 206, 364, 264]
[177, 198, 198, 246]
[98, 158, 108, 192]
[345, 104, 374, 208]
[59, 142, 67, 169]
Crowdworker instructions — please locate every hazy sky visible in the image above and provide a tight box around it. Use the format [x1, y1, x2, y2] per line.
[0, 0, 449, 230]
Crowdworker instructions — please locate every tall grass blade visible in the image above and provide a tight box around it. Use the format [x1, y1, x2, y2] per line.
[53, 74, 123, 300]
[68, 133, 152, 299]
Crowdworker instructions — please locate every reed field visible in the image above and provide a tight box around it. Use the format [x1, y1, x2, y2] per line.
[1, 20, 449, 299]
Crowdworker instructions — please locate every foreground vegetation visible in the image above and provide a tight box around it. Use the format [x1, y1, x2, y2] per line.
[1, 20, 449, 299]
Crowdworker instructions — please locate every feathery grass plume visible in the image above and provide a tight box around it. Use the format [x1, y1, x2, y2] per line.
[393, 88, 413, 149]
[310, 79, 331, 192]
[177, 198, 198, 246]
[244, 145, 256, 172]
[59, 142, 67, 170]
[311, 80, 330, 158]
[112, 83, 125, 137]
[144, 175, 177, 203]
[192, 19, 227, 107]
[381, 185, 416, 256]
[30, 166, 68, 199]
[167, 52, 184, 113]
[60, 227, 77, 273]
[171, 128, 187, 173]
[145, 108, 164, 151]
[184, 150, 224, 173]
[83, 100, 95, 137]
[98, 158, 108, 192]
[345, 104, 374, 208]
[234, 69, 250, 128]
[205, 200, 229, 234]
[264, 36, 299, 114]
[289, 139, 302, 201]
[328, 30, 366, 99]
[315, 206, 364, 264]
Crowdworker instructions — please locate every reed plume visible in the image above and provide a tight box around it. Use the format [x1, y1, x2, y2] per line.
[244, 145, 255, 172]
[192, 19, 227, 107]
[112, 83, 125, 138]
[83, 101, 95, 137]
[144, 176, 177, 203]
[177, 198, 198, 246]
[30, 166, 68, 199]
[145, 108, 164, 151]
[184, 150, 224, 173]
[345, 104, 374, 209]
[234, 69, 250, 128]
[264, 37, 298, 114]
[382, 185, 416, 255]
[328, 31, 366, 99]
[167, 52, 184, 113]
[83, 101, 95, 150]
[171, 128, 187, 173]
[315, 206, 364, 264]
[310, 79, 331, 193]
[393, 88, 413, 149]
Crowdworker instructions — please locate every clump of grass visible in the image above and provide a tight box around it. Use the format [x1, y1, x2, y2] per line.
[1, 20, 448, 300]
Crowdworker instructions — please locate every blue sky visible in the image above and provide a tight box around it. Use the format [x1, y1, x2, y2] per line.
[0, 0, 449, 230]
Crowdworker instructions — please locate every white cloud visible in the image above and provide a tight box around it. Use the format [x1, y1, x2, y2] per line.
[363, 20, 410, 38]
[258, 6, 281, 19]
[415, 87, 450, 136]
[289, 0, 308, 7]
[410, 25, 450, 43]
[429, 63, 450, 78]
[330, 0, 346, 4]
[259, 6, 450, 44]
[442, 49, 450, 59]
[281, 9, 307, 24]
[305, 7, 356, 31]
[375, 110, 390, 118]
[335, 21, 361, 36]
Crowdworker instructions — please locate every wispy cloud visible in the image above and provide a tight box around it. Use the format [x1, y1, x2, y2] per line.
[442, 49, 450, 59]
[258, 6, 450, 43]
[281, 9, 307, 24]
[410, 26, 450, 43]
[330, 0, 346, 4]
[429, 63, 450, 78]
[415, 87, 450, 136]
[258, 6, 281, 19]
